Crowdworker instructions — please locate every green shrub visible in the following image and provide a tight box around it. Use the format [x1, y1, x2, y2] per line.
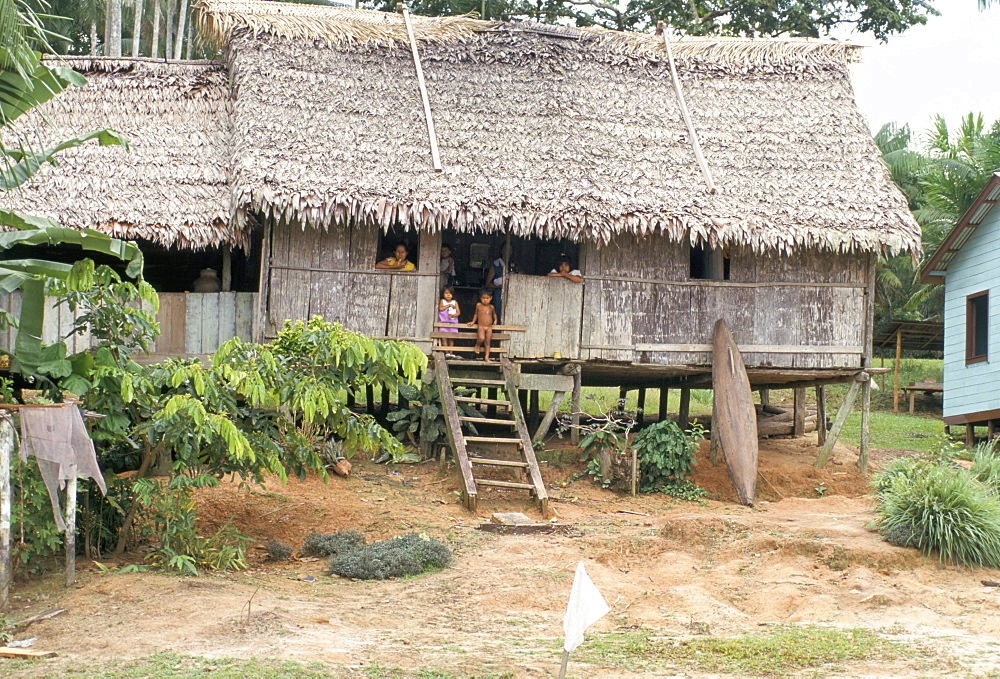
[970, 440, 1000, 492]
[327, 532, 452, 580]
[873, 463, 1000, 568]
[265, 539, 293, 561]
[302, 531, 365, 558]
[632, 420, 700, 493]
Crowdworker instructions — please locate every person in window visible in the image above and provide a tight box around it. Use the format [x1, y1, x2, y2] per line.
[548, 256, 583, 283]
[485, 251, 504, 318]
[375, 242, 416, 270]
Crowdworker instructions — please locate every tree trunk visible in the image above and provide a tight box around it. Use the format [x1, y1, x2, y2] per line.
[105, 0, 123, 57]
[184, 6, 193, 60]
[112, 439, 166, 558]
[151, 0, 161, 58]
[131, 0, 144, 57]
[90, 19, 98, 55]
[173, 0, 186, 60]
[165, 0, 175, 61]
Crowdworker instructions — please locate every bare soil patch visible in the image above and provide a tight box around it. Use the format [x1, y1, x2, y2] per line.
[5, 433, 1000, 677]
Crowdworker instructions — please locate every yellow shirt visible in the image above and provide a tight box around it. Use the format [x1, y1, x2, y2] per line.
[386, 257, 415, 271]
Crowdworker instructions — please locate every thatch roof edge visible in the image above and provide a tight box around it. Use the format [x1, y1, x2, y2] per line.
[238, 187, 919, 256]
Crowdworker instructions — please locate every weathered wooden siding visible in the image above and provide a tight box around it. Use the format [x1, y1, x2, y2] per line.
[0, 291, 254, 358]
[506, 235, 868, 369]
[265, 219, 438, 345]
[505, 274, 584, 358]
[941, 208, 1000, 421]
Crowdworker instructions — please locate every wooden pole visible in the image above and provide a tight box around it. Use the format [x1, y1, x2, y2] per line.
[792, 388, 806, 438]
[65, 469, 77, 587]
[678, 388, 690, 431]
[631, 446, 638, 496]
[221, 245, 233, 292]
[859, 377, 871, 475]
[816, 373, 867, 468]
[558, 649, 570, 679]
[529, 390, 540, 432]
[659, 24, 715, 194]
[533, 391, 567, 445]
[636, 388, 647, 426]
[400, 6, 443, 171]
[571, 371, 582, 445]
[967, 424, 975, 447]
[815, 386, 827, 447]
[657, 385, 668, 423]
[0, 413, 12, 608]
[759, 388, 770, 406]
[893, 328, 902, 413]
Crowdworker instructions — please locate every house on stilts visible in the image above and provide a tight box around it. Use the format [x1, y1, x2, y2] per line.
[2, 2, 921, 508]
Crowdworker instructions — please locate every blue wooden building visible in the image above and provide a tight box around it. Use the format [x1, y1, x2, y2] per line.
[921, 173, 1000, 441]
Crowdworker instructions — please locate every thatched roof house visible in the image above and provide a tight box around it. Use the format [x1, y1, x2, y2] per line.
[1, 57, 238, 250]
[198, 1, 920, 256]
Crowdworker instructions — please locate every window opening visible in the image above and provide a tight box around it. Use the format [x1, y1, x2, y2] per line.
[690, 244, 729, 280]
[375, 225, 419, 271]
[967, 291, 989, 363]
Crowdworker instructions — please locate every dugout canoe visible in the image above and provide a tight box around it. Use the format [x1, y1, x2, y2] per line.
[711, 318, 758, 506]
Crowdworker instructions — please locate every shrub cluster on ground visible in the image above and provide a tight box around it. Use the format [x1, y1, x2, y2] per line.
[304, 531, 452, 580]
[872, 440, 1000, 568]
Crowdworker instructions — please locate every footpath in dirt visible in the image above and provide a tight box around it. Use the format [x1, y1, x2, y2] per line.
[5, 435, 1000, 677]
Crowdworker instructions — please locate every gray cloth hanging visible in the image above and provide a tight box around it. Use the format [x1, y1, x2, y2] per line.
[19, 405, 107, 532]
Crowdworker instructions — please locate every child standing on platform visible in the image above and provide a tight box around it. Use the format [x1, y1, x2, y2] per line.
[469, 289, 497, 362]
[437, 286, 460, 358]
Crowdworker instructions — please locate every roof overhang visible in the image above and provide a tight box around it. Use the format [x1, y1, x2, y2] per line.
[920, 173, 1000, 284]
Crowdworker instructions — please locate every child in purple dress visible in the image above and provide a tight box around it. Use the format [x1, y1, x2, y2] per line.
[437, 286, 460, 358]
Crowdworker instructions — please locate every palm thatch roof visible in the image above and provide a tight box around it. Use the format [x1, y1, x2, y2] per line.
[198, 0, 920, 255]
[1, 57, 238, 250]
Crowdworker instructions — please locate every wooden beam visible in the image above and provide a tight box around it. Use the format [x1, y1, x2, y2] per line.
[859, 377, 871, 475]
[967, 424, 975, 447]
[815, 386, 827, 447]
[816, 373, 867, 468]
[759, 388, 769, 406]
[636, 388, 647, 426]
[571, 370, 582, 445]
[658, 385, 669, 423]
[434, 355, 477, 510]
[793, 388, 806, 437]
[533, 391, 567, 445]
[893, 328, 902, 413]
[221, 245, 232, 292]
[679, 388, 690, 430]
[529, 390, 540, 431]
[400, 6, 442, 171]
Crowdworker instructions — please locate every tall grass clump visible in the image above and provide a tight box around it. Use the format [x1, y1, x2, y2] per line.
[873, 461, 1000, 568]
[970, 440, 1000, 492]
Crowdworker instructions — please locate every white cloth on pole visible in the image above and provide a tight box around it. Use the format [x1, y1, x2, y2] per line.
[563, 561, 610, 653]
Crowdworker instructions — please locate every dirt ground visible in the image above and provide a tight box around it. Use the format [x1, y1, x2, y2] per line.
[6, 434, 1000, 677]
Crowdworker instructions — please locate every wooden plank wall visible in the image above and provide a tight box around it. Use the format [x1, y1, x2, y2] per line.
[265, 218, 439, 346]
[0, 290, 254, 358]
[572, 236, 868, 369]
[505, 274, 584, 358]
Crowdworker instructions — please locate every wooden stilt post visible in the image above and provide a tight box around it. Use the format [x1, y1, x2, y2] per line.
[571, 370, 582, 445]
[65, 467, 77, 587]
[618, 385, 628, 405]
[679, 388, 690, 431]
[658, 385, 669, 422]
[487, 388, 498, 418]
[989, 420, 996, 440]
[709, 388, 720, 464]
[221, 245, 232, 292]
[967, 424, 975, 447]
[366, 385, 374, 414]
[759, 388, 769, 407]
[0, 413, 12, 608]
[859, 377, 871, 475]
[816, 373, 867, 468]
[893, 328, 902, 413]
[815, 386, 827, 447]
[529, 390, 540, 432]
[793, 388, 806, 438]
[381, 386, 391, 417]
[636, 388, 647, 426]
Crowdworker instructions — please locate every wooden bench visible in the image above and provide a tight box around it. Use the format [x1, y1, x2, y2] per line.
[900, 381, 943, 415]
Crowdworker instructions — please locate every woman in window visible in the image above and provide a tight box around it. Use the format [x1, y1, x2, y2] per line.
[375, 242, 416, 271]
[547, 256, 583, 283]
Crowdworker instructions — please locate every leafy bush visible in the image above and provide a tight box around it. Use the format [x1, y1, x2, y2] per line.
[265, 540, 293, 561]
[873, 462, 1000, 568]
[386, 382, 480, 455]
[632, 420, 701, 492]
[327, 533, 452, 580]
[303, 531, 366, 558]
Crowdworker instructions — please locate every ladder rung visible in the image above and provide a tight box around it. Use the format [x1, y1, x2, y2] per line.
[460, 416, 516, 426]
[432, 346, 508, 354]
[455, 397, 510, 406]
[476, 479, 535, 490]
[465, 436, 521, 445]
[451, 378, 506, 387]
[431, 332, 511, 340]
[470, 458, 528, 468]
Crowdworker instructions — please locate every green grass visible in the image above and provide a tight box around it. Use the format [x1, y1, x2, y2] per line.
[839, 411, 945, 451]
[576, 625, 922, 675]
[21, 653, 329, 678]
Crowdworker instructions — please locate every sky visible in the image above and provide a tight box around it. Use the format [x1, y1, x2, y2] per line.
[847, 0, 1000, 139]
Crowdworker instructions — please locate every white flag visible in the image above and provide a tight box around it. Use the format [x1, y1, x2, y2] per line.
[563, 561, 610, 653]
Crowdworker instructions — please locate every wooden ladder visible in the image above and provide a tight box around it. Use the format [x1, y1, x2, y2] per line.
[434, 353, 548, 514]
